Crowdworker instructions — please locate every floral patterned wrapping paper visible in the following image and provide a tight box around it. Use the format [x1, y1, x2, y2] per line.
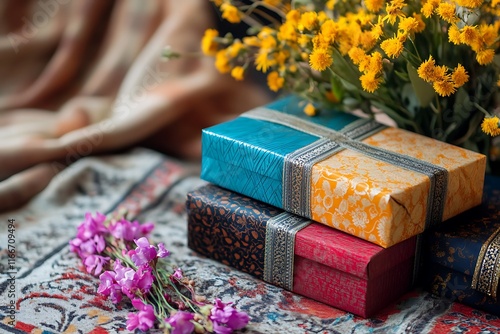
[424, 175, 500, 315]
[186, 183, 416, 317]
[201, 96, 486, 248]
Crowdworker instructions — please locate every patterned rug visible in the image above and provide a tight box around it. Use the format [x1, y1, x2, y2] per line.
[1, 148, 499, 334]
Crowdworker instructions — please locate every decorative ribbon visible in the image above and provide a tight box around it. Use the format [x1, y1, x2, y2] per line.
[243, 107, 449, 231]
[263, 212, 311, 290]
[472, 225, 500, 299]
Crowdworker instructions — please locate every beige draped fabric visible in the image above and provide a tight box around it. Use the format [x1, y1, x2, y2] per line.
[0, 0, 271, 211]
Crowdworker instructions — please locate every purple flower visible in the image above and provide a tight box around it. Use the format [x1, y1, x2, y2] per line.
[113, 260, 154, 298]
[126, 299, 156, 332]
[109, 218, 154, 241]
[70, 212, 107, 261]
[170, 268, 183, 281]
[84, 255, 110, 276]
[98, 271, 123, 304]
[210, 299, 249, 334]
[76, 212, 107, 240]
[157, 243, 170, 258]
[70, 234, 106, 261]
[166, 311, 194, 334]
[134, 265, 155, 295]
[129, 237, 168, 266]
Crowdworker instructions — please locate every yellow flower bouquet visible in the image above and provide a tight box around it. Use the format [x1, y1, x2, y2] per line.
[201, 0, 500, 165]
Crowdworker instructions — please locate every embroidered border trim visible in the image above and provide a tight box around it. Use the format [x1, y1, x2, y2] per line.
[472, 225, 500, 299]
[263, 212, 311, 290]
[283, 139, 342, 217]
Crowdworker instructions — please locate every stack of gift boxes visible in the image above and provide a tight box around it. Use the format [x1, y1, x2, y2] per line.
[186, 96, 498, 318]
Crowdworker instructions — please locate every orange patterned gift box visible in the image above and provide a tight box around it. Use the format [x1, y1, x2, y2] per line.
[201, 96, 486, 248]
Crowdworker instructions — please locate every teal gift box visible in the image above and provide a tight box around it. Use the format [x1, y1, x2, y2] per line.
[201, 96, 486, 248]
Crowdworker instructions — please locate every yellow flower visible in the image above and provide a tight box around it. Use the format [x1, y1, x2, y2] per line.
[382, 0, 407, 25]
[433, 78, 456, 97]
[460, 26, 480, 46]
[448, 25, 461, 45]
[360, 71, 382, 93]
[321, 19, 338, 43]
[370, 17, 384, 40]
[215, 50, 231, 74]
[360, 31, 377, 49]
[201, 29, 219, 56]
[299, 12, 318, 31]
[412, 13, 426, 33]
[309, 48, 333, 71]
[436, 2, 457, 24]
[479, 24, 498, 47]
[255, 51, 275, 72]
[313, 33, 331, 50]
[221, 3, 242, 23]
[298, 34, 310, 47]
[211, 0, 223, 6]
[398, 17, 419, 34]
[456, 0, 483, 8]
[417, 56, 437, 82]
[432, 65, 448, 82]
[227, 40, 244, 58]
[476, 48, 495, 65]
[243, 36, 261, 47]
[275, 50, 289, 66]
[267, 71, 284, 92]
[365, 0, 384, 12]
[481, 116, 500, 136]
[278, 22, 297, 42]
[231, 66, 245, 81]
[318, 11, 329, 24]
[451, 64, 469, 87]
[348, 47, 367, 65]
[304, 103, 317, 116]
[286, 9, 301, 26]
[260, 34, 277, 50]
[380, 35, 404, 58]
[326, 0, 335, 10]
[421, 2, 435, 18]
[368, 52, 383, 74]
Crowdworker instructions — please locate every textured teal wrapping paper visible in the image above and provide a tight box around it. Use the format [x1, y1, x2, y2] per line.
[201, 96, 360, 208]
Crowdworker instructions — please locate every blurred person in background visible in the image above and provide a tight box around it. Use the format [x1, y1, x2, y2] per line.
[0, 0, 271, 211]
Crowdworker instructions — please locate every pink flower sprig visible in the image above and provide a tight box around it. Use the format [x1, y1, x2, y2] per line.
[70, 211, 249, 333]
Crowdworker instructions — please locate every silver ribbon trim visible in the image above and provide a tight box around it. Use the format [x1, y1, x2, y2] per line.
[263, 212, 311, 290]
[243, 107, 448, 229]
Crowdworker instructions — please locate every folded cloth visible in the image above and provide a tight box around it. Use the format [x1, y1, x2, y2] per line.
[0, 0, 272, 212]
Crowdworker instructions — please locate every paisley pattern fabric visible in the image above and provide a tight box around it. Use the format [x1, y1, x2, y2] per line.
[1, 148, 499, 333]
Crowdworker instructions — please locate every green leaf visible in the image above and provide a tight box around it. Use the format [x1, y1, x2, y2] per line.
[407, 62, 435, 107]
[394, 70, 409, 81]
[371, 100, 418, 130]
[330, 48, 362, 89]
[329, 74, 344, 102]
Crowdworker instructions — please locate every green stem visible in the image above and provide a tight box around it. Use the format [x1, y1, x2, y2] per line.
[474, 102, 492, 116]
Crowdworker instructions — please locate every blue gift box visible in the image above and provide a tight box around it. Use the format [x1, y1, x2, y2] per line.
[424, 175, 500, 315]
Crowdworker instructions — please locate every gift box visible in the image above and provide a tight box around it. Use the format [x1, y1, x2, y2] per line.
[424, 175, 500, 315]
[201, 96, 486, 248]
[187, 183, 417, 318]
